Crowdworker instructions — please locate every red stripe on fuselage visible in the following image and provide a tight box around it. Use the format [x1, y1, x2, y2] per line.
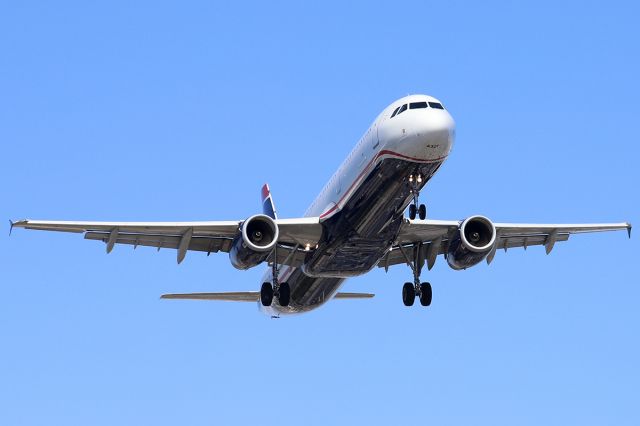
[318, 149, 446, 220]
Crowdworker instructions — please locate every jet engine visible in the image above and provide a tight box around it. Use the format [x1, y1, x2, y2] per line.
[446, 215, 497, 270]
[229, 214, 279, 270]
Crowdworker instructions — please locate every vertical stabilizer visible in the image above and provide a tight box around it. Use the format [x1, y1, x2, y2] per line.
[261, 183, 278, 219]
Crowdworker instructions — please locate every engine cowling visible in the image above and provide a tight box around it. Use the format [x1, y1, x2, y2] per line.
[229, 214, 279, 270]
[446, 215, 496, 270]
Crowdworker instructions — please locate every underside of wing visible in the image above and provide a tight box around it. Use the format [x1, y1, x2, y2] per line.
[380, 218, 631, 271]
[84, 232, 234, 255]
[11, 219, 241, 236]
[11, 217, 323, 266]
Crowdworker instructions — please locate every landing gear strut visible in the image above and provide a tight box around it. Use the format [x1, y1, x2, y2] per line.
[408, 174, 427, 220]
[260, 245, 290, 307]
[398, 242, 432, 307]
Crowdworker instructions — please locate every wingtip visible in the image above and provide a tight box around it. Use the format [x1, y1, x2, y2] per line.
[628, 223, 632, 239]
[7, 219, 27, 235]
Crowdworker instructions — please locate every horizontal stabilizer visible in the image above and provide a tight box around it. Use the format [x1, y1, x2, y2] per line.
[161, 292, 259, 302]
[334, 292, 375, 299]
[160, 291, 375, 302]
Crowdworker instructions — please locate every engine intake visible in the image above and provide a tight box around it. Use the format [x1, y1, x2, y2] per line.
[229, 214, 279, 270]
[447, 215, 496, 270]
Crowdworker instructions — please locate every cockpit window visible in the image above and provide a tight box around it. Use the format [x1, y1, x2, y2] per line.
[428, 102, 445, 110]
[410, 101, 428, 109]
[390, 106, 401, 118]
[396, 104, 408, 115]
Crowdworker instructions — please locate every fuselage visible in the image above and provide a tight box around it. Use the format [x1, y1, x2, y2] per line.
[261, 95, 456, 316]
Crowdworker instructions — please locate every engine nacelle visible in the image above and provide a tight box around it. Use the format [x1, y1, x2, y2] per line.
[229, 214, 279, 270]
[446, 215, 497, 270]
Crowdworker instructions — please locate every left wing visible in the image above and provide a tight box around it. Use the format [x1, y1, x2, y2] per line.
[379, 218, 631, 271]
[11, 217, 322, 265]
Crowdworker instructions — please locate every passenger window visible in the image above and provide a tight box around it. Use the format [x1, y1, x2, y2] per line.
[428, 102, 445, 110]
[397, 104, 408, 115]
[390, 106, 401, 118]
[409, 102, 428, 109]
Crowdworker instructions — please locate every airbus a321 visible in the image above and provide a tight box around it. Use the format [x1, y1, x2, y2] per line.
[12, 95, 632, 317]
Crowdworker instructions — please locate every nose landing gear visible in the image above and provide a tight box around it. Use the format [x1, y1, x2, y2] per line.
[408, 174, 427, 220]
[398, 242, 432, 307]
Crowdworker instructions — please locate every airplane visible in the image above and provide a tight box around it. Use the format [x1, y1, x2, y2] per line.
[11, 94, 632, 317]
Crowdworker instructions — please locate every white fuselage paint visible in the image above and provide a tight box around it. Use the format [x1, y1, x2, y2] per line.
[260, 94, 456, 316]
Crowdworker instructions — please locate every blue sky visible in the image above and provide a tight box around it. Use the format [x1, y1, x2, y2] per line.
[1, 1, 638, 425]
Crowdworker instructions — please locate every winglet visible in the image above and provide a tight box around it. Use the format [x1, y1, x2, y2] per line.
[628, 223, 632, 239]
[9, 220, 14, 236]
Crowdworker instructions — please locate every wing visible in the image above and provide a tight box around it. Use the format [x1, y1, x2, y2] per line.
[11, 217, 322, 265]
[379, 218, 632, 271]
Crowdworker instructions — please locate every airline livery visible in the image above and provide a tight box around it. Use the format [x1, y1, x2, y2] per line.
[12, 95, 631, 317]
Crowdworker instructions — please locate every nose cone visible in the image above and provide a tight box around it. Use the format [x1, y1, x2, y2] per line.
[403, 109, 455, 161]
[378, 97, 456, 162]
[416, 109, 455, 150]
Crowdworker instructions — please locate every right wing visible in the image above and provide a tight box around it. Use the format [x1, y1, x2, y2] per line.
[11, 217, 322, 265]
[379, 218, 631, 271]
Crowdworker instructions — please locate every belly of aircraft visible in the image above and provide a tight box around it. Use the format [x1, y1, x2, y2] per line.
[302, 158, 443, 277]
[271, 158, 444, 315]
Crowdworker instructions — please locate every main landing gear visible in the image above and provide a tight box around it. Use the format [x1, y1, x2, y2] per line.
[398, 242, 432, 307]
[261, 282, 290, 307]
[260, 246, 290, 307]
[408, 174, 427, 220]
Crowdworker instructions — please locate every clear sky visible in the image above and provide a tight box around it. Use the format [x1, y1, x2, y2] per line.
[1, 1, 638, 425]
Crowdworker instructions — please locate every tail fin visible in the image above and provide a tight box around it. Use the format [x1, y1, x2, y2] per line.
[261, 183, 278, 219]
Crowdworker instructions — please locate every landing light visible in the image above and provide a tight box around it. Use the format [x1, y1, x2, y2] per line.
[305, 244, 311, 251]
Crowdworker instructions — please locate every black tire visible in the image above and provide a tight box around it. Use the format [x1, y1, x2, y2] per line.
[409, 204, 417, 220]
[418, 204, 427, 220]
[419, 282, 432, 306]
[278, 282, 290, 307]
[402, 282, 415, 306]
[261, 282, 273, 306]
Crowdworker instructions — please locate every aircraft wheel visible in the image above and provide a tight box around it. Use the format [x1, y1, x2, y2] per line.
[402, 282, 415, 306]
[419, 282, 432, 306]
[261, 282, 273, 306]
[409, 204, 417, 220]
[418, 204, 427, 220]
[278, 282, 290, 307]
